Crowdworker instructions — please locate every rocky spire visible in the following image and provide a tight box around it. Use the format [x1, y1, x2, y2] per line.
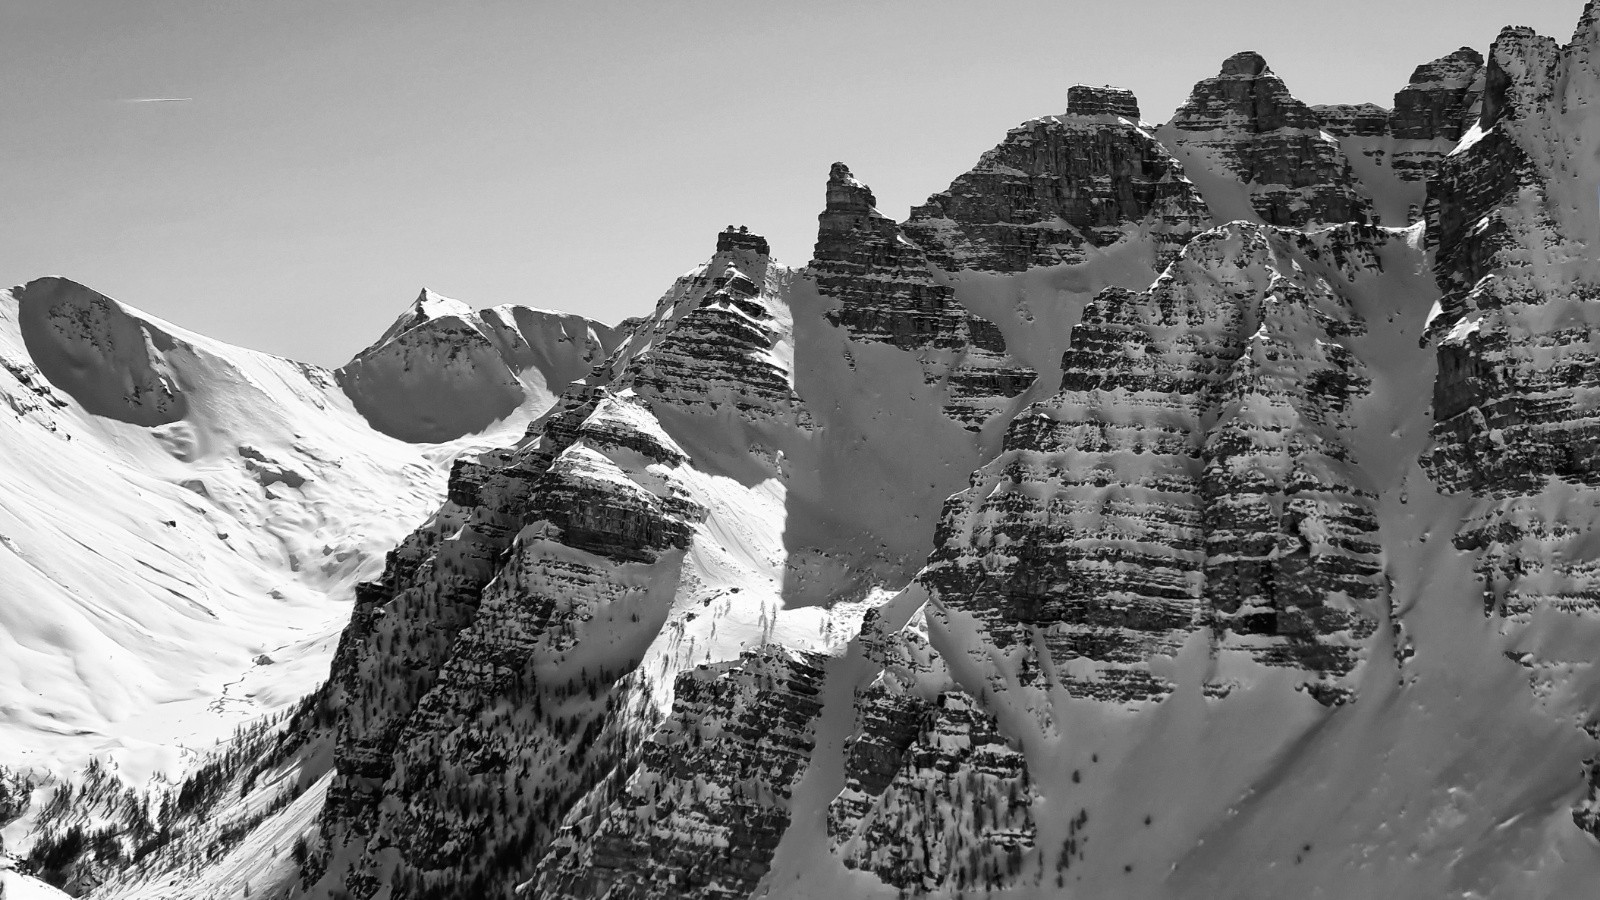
[813, 162, 895, 267]
[1065, 84, 1140, 119]
[1161, 51, 1370, 227]
[628, 226, 799, 423]
[811, 163, 1036, 429]
[901, 89, 1209, 272]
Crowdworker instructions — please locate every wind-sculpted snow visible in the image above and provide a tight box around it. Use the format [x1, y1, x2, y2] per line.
[903, 86, 1211, 272]
[923, 223, 1386, 704]
[0, 275, 621, 897]
[0, 279, 500, 778]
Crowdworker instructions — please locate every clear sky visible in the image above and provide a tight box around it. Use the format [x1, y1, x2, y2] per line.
[3, 0, 1584, 366]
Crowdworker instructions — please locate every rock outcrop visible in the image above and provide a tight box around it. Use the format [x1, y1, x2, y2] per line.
[1421, 17, 1600, 608]
[1315, 47, 1486, 223]
[813, 162, 1037, 429]
[923, 223, 1386, 703]
[903, 86, 1210, 271]
[531, 648, 827, 900]
[81, 8, 1600, 898]
[1160, 52, 1372, 228]
[1388, 3, 1600, 838]
[628, 228, 803, 424]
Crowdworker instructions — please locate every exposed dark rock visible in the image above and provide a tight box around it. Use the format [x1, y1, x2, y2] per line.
[832, 690, 1035, 891]
[1161, 52, 1371, 228]
[532, 648, 828, 900]
[628, 229, 802, 423]
[923, 223, 1385, 702]
[1390, 47, 1485, 142]
[1066, 84, 1141, 119]
[903, 90, 1209, 272]
[812, 163, 1037, 429]
[1418, 13, 1600, 630]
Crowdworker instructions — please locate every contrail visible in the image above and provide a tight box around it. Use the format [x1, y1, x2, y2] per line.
[120, 98, 193, 103]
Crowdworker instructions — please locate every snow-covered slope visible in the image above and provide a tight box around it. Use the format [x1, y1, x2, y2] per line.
[0, 277, 612, 890]
[16, 3, 1600, 899]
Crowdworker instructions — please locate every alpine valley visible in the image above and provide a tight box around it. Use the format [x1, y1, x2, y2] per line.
[6, 4, 1600, 899]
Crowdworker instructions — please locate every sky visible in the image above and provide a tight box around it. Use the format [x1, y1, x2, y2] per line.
[2, 0, 1586, 366]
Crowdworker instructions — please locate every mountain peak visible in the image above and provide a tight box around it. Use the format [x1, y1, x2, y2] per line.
[1161, 47, 1368, 227]
[1171, 50, 1312, 132]
[1065, 84, 1140, 119]
[824, 161, 877, 214]
[1407, 46, 1485, 86]
[1219, 50, 1270, 78]
[715, 225, 770, 256]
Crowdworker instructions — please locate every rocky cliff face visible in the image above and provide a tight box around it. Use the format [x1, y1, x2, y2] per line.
[1316, 48, 1486, 224]
[49, 4, 1600, 899]
[1402, 9, 1600, 838]
[827, 610, 1036, 893]
[1159, 52, 1372, 228]
[812, 162, 1038, 429]
[315, 246, 760, 897]
[903, 86, 1211, 272]
[531, 648, 827, 900]
[922, 223, 1386, 704]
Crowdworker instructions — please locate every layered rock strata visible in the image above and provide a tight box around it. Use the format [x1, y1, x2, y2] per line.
[828, 610, 1037, 893]
[1399, 5, 1600, 837]
[813, 162, 1037, 429]
[1421, 15, 1600, 615]
[628, 228, 803, 423]
[1315, 47, 1485, 223]
[530, 648, 827, 900]
[903, 86, 1210, 271]
[922, 223, 1386, 703]
[316, 234, 809, 898]
[1160, 52, 1372, 228]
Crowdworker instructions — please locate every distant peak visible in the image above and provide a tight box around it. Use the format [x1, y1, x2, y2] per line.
[407, 288, 474, 321]
[1066, 85, 1140, 119]
[1219, 51, 1270, 78]
[716, 225, 770, 256]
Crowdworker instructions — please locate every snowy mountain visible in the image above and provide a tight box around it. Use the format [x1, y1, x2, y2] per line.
[0, 277, 612, 893]
[9, 3, 1600, 899]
